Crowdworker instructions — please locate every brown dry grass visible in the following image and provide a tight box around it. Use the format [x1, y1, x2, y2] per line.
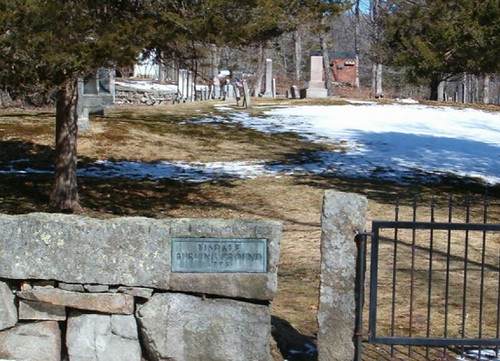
[0, 99, 498, 361]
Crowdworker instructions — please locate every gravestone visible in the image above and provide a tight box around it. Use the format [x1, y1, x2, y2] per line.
[177, 69, 194, 102]
[242, 80, 252, 108]
[77, 68, 115, 132]
[212, 75, 221, 99]
[263, 58, 274, 97]
[76, 79, 90, 132]
[304, 56, 328, 99]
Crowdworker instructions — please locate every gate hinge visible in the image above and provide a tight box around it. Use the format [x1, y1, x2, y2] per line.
[355, 331, 370, 337]
[355, 232, 373, 243]
[356, 232, 374, 237]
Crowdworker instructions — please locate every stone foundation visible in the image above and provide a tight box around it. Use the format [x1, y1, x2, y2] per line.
[0, 213, 281, 361]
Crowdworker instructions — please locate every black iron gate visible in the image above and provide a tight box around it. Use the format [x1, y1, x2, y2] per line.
[355, 195, 500, 361]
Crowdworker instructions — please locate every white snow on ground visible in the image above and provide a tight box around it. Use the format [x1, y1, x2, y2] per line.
[77, 160, 276, 183]
[115, 80, 208, 92]
[254, 104, 500, 184]
[457, 349, 500, 361]
[1, 103, 499, 186]
[115, 80, 178, 92]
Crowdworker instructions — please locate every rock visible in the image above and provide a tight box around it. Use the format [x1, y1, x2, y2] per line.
[317, 191, 368, 361]
[33, 280, 56, 289]
[59, 282, 85, 292]
[84, 284, 109, 293]
[0, 214, 281, 301]
[18, 300, 66, 321]
[111, 314, 139, 340]
[66, 311, 141, 361]
[0, 321, 61, 361]
[16, 288, 134, 314]
[137, 293, 272, 361]
[0, 281, 17, 330]
[20, 281, 32, 291]
[168, 272, 276, 301]
[0, 213, 173, 289]
[117, 286, 153, 299]
[168, 218, 282, 301]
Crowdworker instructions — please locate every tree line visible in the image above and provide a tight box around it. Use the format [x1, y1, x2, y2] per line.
[0, 0, 498, 212]
[261, 0, 499, 101]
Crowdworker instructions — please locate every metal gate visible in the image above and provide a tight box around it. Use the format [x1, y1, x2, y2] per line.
[355, 194, 500, 360]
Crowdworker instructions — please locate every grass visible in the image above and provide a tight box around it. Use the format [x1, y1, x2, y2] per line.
[0, 100, 498, 361]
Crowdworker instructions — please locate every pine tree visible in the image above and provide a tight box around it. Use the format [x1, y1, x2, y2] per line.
[0, 0, 294, 212]
[0, 0, 153, 212]
[381, 0, 499, 100]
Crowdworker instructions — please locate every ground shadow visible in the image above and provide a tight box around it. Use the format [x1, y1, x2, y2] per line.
[291, 173, 500, 207]
[0, 140, 54, 164]
[78, 177, 219, 217]
[0, 140, 225, 216]
[272, 316, 318, 361]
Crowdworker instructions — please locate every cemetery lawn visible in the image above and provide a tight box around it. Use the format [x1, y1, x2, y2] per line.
[1, 100, 499, 361]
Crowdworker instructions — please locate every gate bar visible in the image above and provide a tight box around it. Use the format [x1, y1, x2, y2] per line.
[369, 220, 500, 348]
[354, 232, 371, 361]
[371, 221, 500, 232]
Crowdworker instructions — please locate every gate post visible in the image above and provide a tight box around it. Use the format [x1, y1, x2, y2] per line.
[317, 191, 368, 361]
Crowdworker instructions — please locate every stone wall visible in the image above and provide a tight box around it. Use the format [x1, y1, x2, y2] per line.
[115, 86, 176, 106]
[0, 213, 281, 361]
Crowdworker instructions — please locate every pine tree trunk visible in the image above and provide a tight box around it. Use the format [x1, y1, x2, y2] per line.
[429, 76, 441, 101]
[210, 44, 219, 81]
[376, 63, 383, 95]
[49, 79, 81, 213]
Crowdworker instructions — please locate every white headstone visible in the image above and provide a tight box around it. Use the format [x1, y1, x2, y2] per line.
[305, 56, 328, 98]
[263, 58, 274, 97]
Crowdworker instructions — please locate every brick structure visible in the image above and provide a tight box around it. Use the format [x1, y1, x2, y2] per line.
[329, 51, 357, 86]
[310, 51, 358, 87]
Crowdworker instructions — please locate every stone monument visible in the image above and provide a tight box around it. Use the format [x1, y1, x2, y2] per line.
[77, 68, 115, 132]
[263, 58, 274, 97]
[304, 55, 328, 99]
[177, 69, 194, 102]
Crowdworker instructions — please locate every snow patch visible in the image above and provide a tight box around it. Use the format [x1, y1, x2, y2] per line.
[1, 103, 498, 186]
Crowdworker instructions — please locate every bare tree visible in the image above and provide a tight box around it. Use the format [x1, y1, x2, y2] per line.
[354, 0, 361, 87]
[294, 29, 303, 81]
[370, 0, 384, 97]
[483, 75, 490, 104]
[320, 31, 334, 96]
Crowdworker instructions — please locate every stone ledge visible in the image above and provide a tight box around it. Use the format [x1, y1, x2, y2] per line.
[16, 288, 135, 315]
[18, 299, 67, 321]
[0, 213, 281, 301]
